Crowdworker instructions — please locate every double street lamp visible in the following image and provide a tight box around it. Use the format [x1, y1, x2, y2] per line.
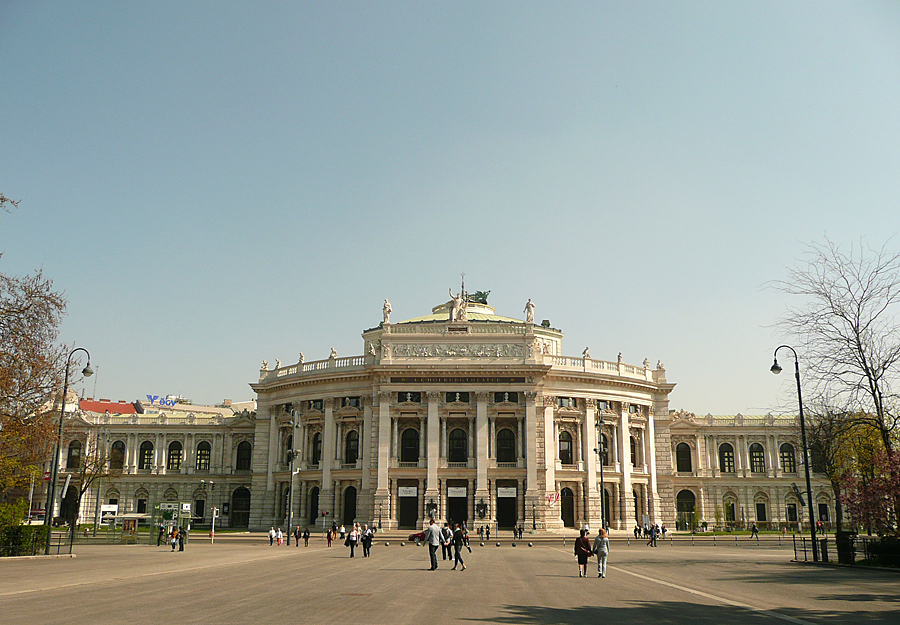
[44, 347, 93, 555]
[594, 417, 607, 531]
[771, 345, 819, 562]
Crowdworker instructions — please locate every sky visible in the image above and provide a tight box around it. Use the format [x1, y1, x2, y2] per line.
[2, 1, 900, 414]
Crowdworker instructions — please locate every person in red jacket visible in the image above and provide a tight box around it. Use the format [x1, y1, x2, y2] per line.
[574, 528, 593, 577]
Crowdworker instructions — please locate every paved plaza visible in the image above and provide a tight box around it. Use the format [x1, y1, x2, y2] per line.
[1, 535, 897, 624]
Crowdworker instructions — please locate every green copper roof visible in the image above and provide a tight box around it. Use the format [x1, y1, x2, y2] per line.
[395, 311, 523, 324]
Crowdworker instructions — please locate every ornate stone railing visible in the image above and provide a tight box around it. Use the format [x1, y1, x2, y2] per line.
[267, 355, 373, 381]
[543, 355, 652, 381]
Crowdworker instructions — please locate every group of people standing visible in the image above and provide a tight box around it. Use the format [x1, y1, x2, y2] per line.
[156, 524, 187, 551]
[574, 527, 609, 578]
[269, 526, 312, 546]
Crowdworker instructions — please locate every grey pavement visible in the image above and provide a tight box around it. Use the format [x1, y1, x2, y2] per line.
[1, 536, 897, 624]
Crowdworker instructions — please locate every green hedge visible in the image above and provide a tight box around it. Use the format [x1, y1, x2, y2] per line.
[0, 525, 50, 557]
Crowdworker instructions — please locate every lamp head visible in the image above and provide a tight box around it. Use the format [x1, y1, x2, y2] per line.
[82, 363, 94, 377]
[770, 359, 783, 375]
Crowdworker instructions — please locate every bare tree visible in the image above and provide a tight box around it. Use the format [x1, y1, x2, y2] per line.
[775, 238, 900, 457]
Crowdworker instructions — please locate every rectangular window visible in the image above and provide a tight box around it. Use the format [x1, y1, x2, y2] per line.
[398, 392, 421, 403]
[557, 397, 576, 409]
[818, 503, 829, 523]
[447, 392, 470, 403]
[108, 498, 118, 506]
[195, 499, 205, 520]
[309, 399, 324, 411]
[755, 502, 767, 522]
[137, 499, 147, 514]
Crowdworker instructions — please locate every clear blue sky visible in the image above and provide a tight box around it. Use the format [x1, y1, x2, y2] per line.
[2, 1, 899, 413]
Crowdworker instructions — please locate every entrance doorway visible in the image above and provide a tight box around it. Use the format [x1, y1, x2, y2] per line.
[560, 487, 575, 528]
[496, 496, 516, 529]
[231, 487, 251, 528]
[308, 487, 319, 525]
[343, 487, 357, 525]
[398, 496, 418, 529]
[676, 489, 696, 531]
[448, 497, 468, 525]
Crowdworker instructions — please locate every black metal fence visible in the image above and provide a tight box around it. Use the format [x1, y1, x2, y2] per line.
[0, 531, 71, 557]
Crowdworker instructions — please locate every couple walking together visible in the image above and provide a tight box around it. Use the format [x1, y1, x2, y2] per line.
[574, 528, 609, 578]
[424, 518, 467, 571]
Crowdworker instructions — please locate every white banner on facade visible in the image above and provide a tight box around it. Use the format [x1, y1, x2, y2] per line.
[398, 487, 417, 497]
[497, 487, 517, 498]
[447, 487, 467, 498]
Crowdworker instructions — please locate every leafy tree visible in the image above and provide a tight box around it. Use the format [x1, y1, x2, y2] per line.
[842, 446, 900, 537]
[1, 194, 68, 504]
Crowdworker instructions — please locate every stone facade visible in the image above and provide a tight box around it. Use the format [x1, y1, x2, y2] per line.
[49, 296, 833, 533]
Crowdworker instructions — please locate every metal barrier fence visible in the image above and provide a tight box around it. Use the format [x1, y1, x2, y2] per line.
[0, 532, 72, 557]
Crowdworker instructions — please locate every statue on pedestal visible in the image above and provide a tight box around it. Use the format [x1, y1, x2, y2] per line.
[383, 299, 392, 324]
[524, 298, 535, 324]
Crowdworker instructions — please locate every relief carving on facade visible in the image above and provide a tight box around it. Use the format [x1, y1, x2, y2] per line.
[391, 343, 524, 358]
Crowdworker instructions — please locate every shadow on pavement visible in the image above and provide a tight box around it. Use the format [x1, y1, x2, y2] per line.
[466, 601, 896, 625]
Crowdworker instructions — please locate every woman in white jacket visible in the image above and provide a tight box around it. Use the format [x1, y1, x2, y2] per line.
[592, 528, 610, 578]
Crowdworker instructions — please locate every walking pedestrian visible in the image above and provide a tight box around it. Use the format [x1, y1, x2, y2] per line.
[574, 528, 592, 577]
[424, 518, 441, 570]
[441, 523, 453, 561]
[750, 522, 759, 539]
[339, 524, 346, 540]
[268, 527, 276, 546]
[361, 524, 373, 557]
[303, 527, 311, 547]
[170, 528, 178, 552]
[592, 528, 610, 578]
[178, 527, 185, 551]
[276, 528, 284, 546]
[157, 524, 165, 546]
[347, 525, 358, 557]
[294, 525, 300, 546]
[326, 528, 333, 547]
[451, 522, 467, 570]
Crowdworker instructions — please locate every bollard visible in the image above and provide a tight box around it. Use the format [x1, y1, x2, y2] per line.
[385, 542, 390, 547]
[691, 534, 694, 546]
[496, 542, 500, 547]
[480, 541, 485, 547]
[528, 542, 533, 547]
[400, 542, 405, 546]
[713, 534, 716, 546]
[627, 537, 630, 547]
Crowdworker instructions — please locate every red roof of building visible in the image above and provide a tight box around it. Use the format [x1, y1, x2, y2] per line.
[79, 399, 139, 415]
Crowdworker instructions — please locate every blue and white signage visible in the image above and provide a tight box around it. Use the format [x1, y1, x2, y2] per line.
[146, 395, 179, 407]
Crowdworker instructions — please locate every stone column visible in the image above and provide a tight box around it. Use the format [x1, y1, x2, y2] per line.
[362, 400, 373, 493]
[392, 415, 399, 459]
[517, 418, 524, 460]
[426, 392, 440, 511]
[321, 399, 335, 520]
[375, 392, 391, 496]
[618, 404, 635, 530]
[468, 417, 475, 465]
[417, 478, 424, 526]
[524, 393, 538, 515]
[468, 478, 476, 525]
[646, 409, 660, 521]
[475, 392, 490, 519]
[584, 400, 599, 525]
[419, 416, 426, 465]
[441, 417, 447, 459]
[489, 417, 496, 459]
[543, 396, 559, 529]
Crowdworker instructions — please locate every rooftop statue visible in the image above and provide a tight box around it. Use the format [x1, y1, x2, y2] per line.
[448, 287, 468, 322]
[466, 290, 491, 305]
[524, 298, 535, 324]
[383, 299, 392, 324]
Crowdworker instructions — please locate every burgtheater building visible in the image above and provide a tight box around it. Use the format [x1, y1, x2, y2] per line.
[57, 292, 834, 533]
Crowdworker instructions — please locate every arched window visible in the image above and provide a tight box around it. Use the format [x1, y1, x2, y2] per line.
[496, 428, 516, 463]
[196, 441, 211, 471]
[311, 433, 322, 465]
[66, 440, 82, 470]
[400, 428, 419, 463]
[676, 443, 692, 473]
[345, 430, 359, 464]
[779, 443, 796, 473]
[749, 443, 766, 473]
[448, 428, 468, 463]
[598, 433, 609, 466]
[630, 435, 639, 466]
[139, 441, 154, 470]
[109, 440, 125, 470]
[167, 441, 183, 470]
[719, 443, 735, 473]
[235, 441, 252, 471]
[558, 431, 573, 465]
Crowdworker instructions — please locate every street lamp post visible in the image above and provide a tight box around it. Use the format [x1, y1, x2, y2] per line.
[594, 418, 606, 531]
[201, 480, 216, 543]
[44, 347, 93, 555]
[771, 345, 819, 562]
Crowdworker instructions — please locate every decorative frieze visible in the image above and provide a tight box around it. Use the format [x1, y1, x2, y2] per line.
[391, 343, 524, 358]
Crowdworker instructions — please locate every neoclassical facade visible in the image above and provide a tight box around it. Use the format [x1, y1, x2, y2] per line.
[51, 294, 834, 532]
